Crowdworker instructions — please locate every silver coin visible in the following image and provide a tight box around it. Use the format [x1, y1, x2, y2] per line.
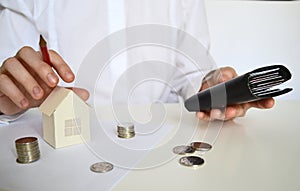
[190, 142, 212, 152]
[15, 137, 38, 145]
[118, 133, 135, 139]
[15, 136, 40, 164]
[117, 122, 134, 130]
[179, 156, 204, 167]
[16, 157, 40, 164]
[173, 145, 195, 155]
[90, 162, 114, 173]
[117, 122, 135, 139]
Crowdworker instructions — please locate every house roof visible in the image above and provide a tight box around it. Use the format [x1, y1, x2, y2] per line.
[39, 87, 72, 116]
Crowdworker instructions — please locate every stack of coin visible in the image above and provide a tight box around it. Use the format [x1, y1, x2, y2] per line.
[117, 122, 135, 138]
[15, 137, 40, 164]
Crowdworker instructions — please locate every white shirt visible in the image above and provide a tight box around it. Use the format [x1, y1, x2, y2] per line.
[0, 0, 214, 117]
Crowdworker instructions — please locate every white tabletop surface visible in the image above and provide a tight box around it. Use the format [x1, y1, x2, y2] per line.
[0, 100, 300, 191]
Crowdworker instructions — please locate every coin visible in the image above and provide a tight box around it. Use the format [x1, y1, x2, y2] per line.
[90, 162, 114, 173]
[172, 145, 195, 155]
[15, 137, 38, 145]
[15, 136, 40, 164]
[179, 156, 204, 167]
[190, 142, 212, 152]
[117, 122, 135, 139]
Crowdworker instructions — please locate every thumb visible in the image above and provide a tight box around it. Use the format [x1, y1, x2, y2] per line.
[67, 87, 90, 101]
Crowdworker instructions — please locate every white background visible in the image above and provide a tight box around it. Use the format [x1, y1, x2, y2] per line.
[205, 0, 300, 100]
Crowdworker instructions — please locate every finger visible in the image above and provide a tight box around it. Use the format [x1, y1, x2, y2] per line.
[223, 105, 247, 120]
[66, 87, 90, 101]
[210, 109, 226, 120]
[222, 67, 237, 78]
[248, 98, 275, 109]
[48, 50, 75, 83]
[197, 108, 237, 121]
[196, 111, 211, 121]
[201, 67, 238, 90]
[0, 73, 29, 109]
[0, 95, 24, 115]
[217, 67, 238, 83]
[223, 98, 274, 120]
[196, 109, 225, 121]
[2, 57, 44, 100]
[16, 46, 59, 87]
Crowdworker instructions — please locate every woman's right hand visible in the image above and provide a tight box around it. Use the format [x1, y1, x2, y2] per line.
[0, 46, 89, 115]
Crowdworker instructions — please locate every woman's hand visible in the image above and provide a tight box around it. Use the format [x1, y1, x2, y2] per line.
[0, 46, 89, 115]
[197, 67, 274, 121]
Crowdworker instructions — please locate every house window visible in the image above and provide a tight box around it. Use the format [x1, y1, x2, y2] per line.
[64, 118, 81, 137]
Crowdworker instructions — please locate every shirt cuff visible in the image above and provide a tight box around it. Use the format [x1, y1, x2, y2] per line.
[0, 111, 26, 125]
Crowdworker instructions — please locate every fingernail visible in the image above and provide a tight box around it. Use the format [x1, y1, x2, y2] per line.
[65, 72, 74, 80]
[33, 86, 41, 96]
[20, 99, 28, 108]
[47, 73, 58, 85]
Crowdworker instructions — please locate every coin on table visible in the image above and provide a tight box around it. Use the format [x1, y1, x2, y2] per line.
[15, 137, 40, 164]
[179, 156, 204, 167]
[172, 145, 195, 155]
[117, 122, 135, 139]
[190, 142, 212, 152]
[90, 162, 114, 173]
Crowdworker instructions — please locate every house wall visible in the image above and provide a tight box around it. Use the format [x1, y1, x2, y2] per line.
[42, 114, 55, 147]
[73, 93, 90, 142]
[53, 93, 90, 148]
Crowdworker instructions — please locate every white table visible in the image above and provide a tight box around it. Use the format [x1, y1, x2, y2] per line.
[1, 101, 300, 191]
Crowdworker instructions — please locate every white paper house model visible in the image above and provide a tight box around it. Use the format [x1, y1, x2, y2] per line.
[39, 87, 90, 149]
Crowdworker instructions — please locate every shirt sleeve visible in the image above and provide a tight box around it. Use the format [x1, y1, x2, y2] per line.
[166, 0, 215, 101]
[0, 111, 26, 125]
[0, 1, 38, 124]
[123, 0, 215, 103]
[0, 0, 43, 65]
